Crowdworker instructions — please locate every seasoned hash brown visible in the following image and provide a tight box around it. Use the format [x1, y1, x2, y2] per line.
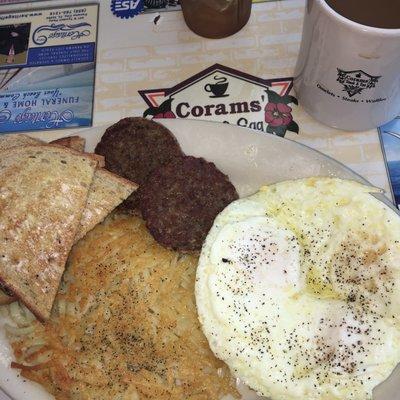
[139, 156, 239, 251]
[5, 214, 239, 400]
[95, 117, 184, 212]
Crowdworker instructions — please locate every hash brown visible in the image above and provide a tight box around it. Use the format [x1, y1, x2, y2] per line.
[5, 214, 239, 400]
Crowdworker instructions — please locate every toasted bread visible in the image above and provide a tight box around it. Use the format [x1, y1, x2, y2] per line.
[49, 136, 105, 167]
[0, 134, 105, 167]
[0, 133, 41, 151]
[89, 153, 105, 168]
[0, 134, 44, 304]
[74, 169, 137, 242]
[0, 282, 16, 305]
[50, 136, 86, 152]
[0, 145, 97, 320]
[0, 133, 131, 243]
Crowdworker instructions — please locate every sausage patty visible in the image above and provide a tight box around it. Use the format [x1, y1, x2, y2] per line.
[139, 156, 238, 251]
[95, 117, 184, 211]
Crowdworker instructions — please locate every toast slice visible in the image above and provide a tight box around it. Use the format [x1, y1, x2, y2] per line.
[0, 134, 105, 167]
[0, 133, 134, 236]
[75, 169, 137, 242]
[0, 133, 41, 151]
[50, 136, 86, 152]
[49, 136, 106, 167]
[0, 135, 43, 304]
[0, 282, 16, 305]
[47, 140, 135, 241]
[0, 145, 97, 320]
[87, 153, 105, 168]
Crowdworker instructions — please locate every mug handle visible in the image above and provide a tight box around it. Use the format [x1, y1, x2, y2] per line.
[204, 84, 212, 92]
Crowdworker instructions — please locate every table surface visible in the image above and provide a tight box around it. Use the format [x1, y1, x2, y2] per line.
[0, 1, 394, 399]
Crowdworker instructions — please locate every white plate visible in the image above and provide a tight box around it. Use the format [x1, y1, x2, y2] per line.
[0, 119, 399, 400]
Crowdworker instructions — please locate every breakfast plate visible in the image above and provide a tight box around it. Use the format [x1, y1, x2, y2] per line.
[0, 118, 399, 400]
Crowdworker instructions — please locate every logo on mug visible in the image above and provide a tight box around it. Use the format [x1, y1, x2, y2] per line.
[337, 68, 381, 98]
[204, 75, 229, 98]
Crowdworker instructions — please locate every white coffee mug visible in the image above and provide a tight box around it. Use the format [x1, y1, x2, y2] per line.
[294, 0, 400, 131]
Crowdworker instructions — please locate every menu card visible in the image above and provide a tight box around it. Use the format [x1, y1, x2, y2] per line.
[379, 117, 400, 208]
[0, 4, 98, 133]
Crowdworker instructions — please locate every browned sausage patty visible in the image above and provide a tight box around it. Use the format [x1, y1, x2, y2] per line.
[95, 117, 184, 211]
[139, 156, 238, 251]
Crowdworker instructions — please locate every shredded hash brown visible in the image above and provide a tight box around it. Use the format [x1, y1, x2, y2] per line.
[4, 214, 239, 400]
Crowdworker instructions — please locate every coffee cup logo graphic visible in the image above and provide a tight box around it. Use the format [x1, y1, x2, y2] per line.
[337, 68, 381, 97]
[204, 75, 229, 98]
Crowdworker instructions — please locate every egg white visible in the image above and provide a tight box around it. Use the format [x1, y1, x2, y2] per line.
[196, 177, 400, 400]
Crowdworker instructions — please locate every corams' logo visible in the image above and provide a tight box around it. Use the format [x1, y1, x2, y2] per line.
[140, 64, 299, 138]
[337, 68, 381, 97]
[32, 23, 91, 45]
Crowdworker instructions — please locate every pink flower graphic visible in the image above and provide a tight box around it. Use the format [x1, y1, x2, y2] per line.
[264, 102, 293, 127]
[261, 88, 299, 137]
